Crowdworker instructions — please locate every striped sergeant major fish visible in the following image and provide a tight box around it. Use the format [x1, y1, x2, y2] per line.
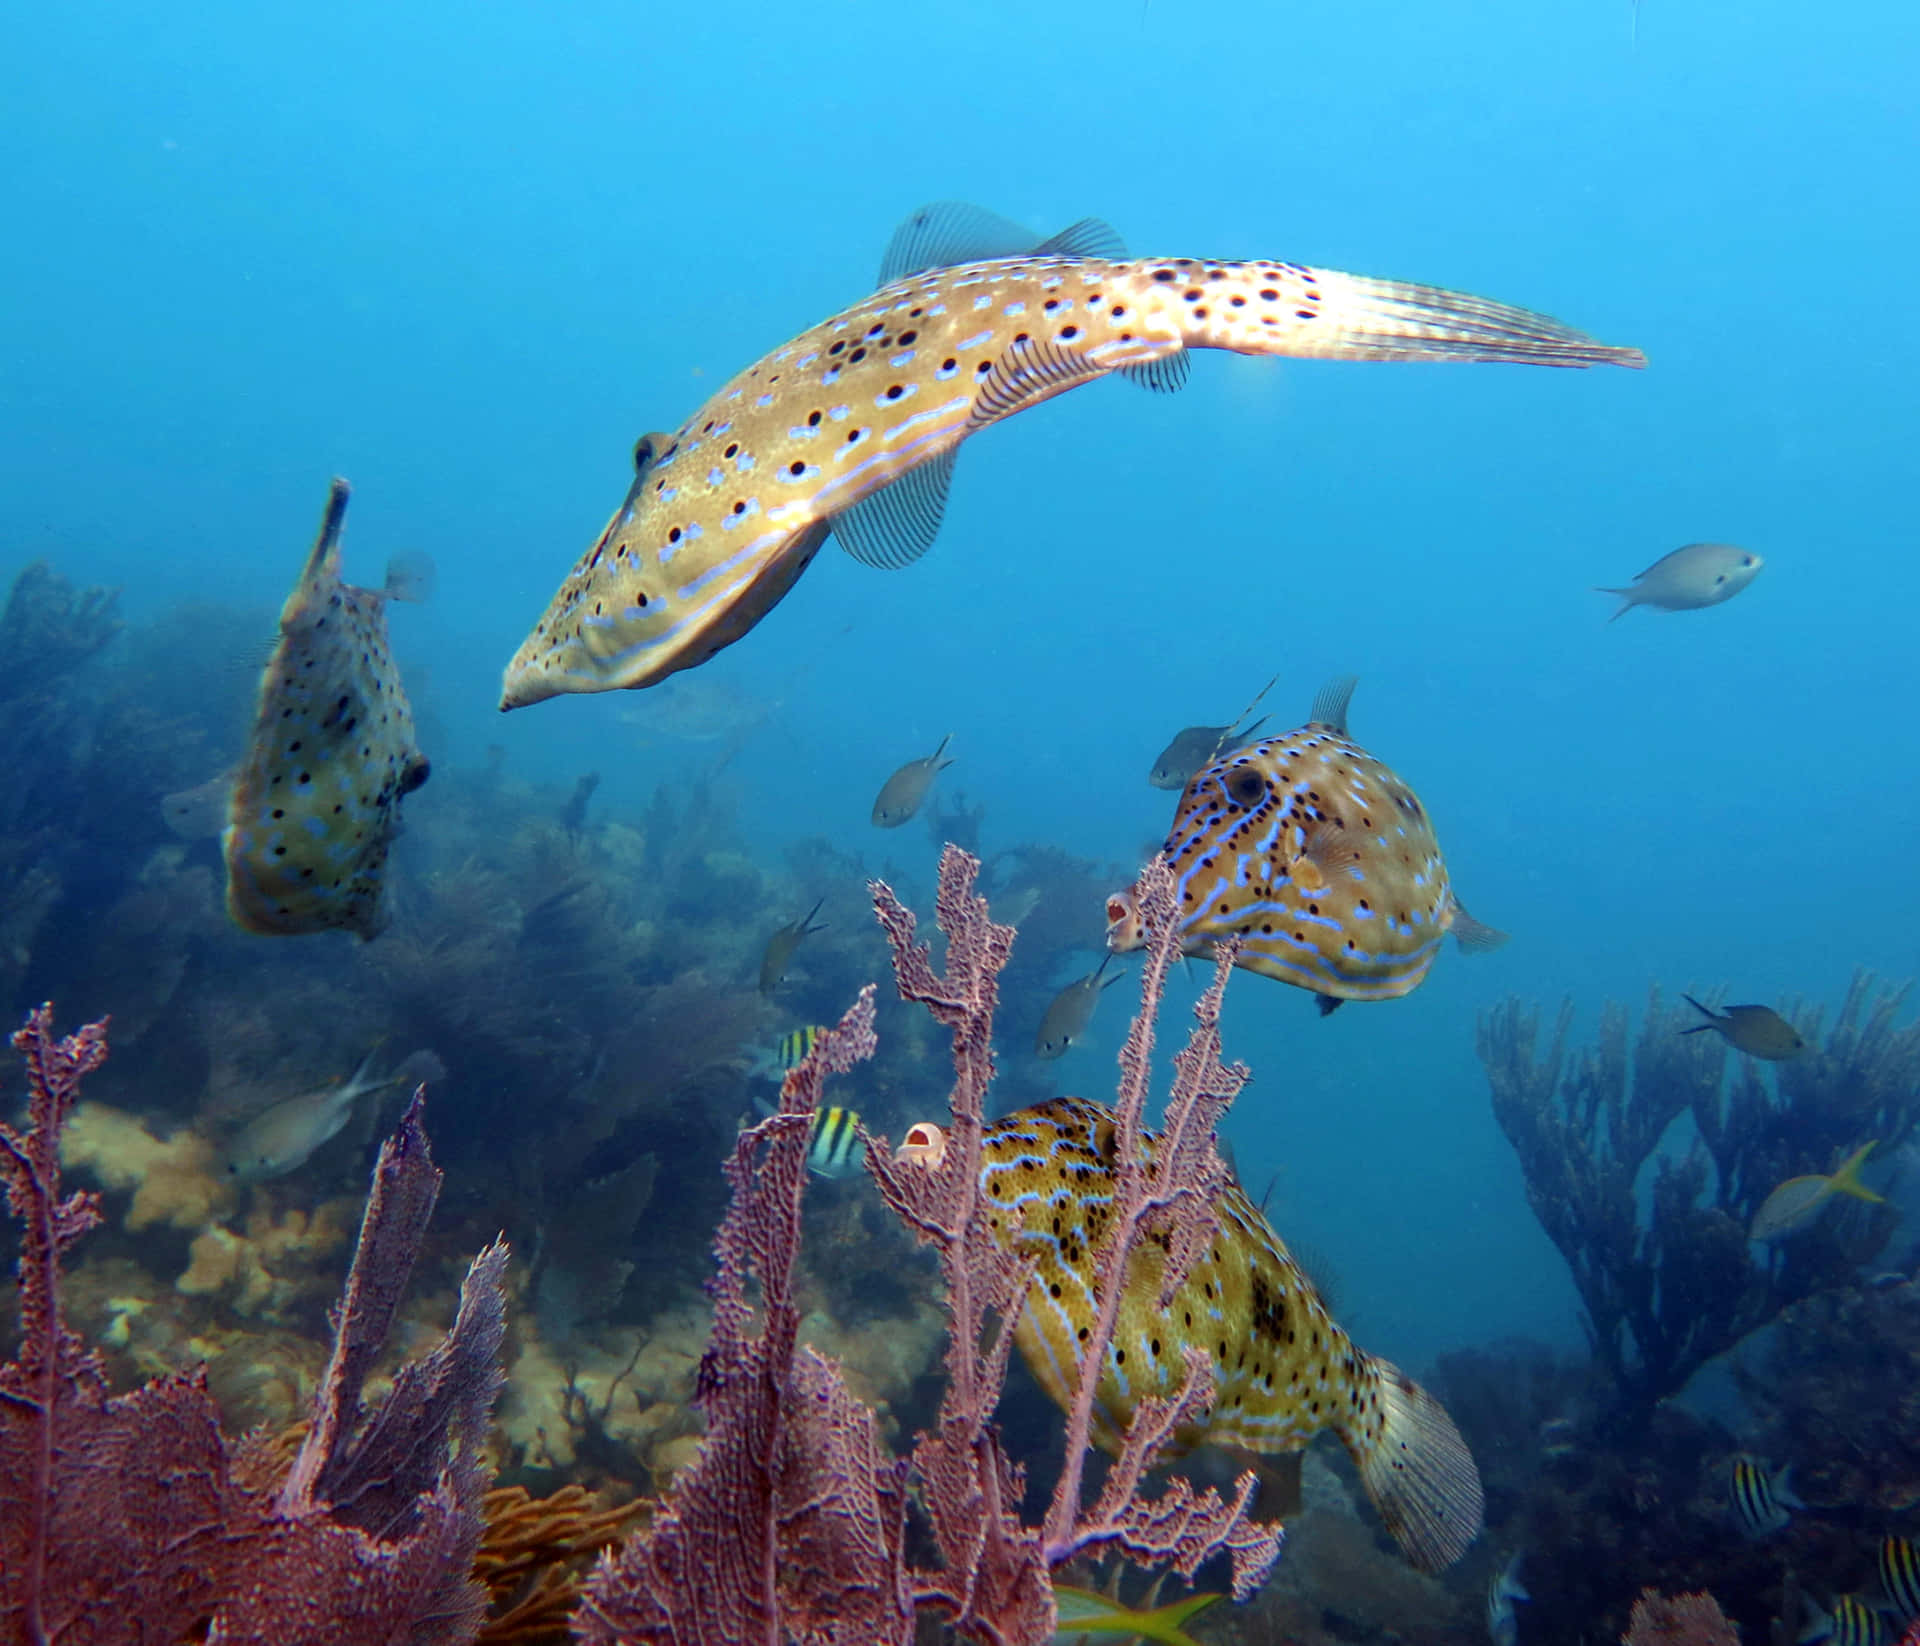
[1727, 1452, 1802, 1539]
[1878, 1535, 1920, 1626]
[752, 1096, 866, 1179]
[1800, 1594, 1885, 1646]
[500, 203, 1645, 709]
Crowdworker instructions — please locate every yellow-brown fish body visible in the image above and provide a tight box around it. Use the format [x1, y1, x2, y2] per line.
[224, 481, 430, 941]
[1110, 678, 1503, 1008]
[871, 733, 954, 828]
[499, 205, 1645, 709]
[980, 1097, 1482, 1571]
[1681, 995, 1806, 1060]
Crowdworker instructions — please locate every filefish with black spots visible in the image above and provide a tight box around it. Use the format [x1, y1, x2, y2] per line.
[1727, 1453, 1801, 1538]
[224, 481, 433, 940]
[961, 1096, 1485, 1571]
[1108, 677, 1506, 1011]
[1682, 995, 1806, 1060]
[872, 733, 954, 827]
[500, 202, 1645, 708]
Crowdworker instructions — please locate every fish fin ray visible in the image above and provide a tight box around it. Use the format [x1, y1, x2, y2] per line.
[966, 336, 1106, 430]
[1119, 348, 1192, 394]
[831, 449, 958, 570]
[1831, 1142, 1886, 1206]
[1309, 674, 1358, 733]
[1450, 901, 1509, 955]
[877, 202, 1123, 286]
[1351, 1358, 1484, 1572]
[295, 479, 351, 601]
[1594, 586, 1638, 621]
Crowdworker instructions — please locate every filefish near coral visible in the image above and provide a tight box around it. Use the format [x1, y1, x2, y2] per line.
[224, 481, 433, 940]
[1109, 676, 1506, 1011]
[498, 202, 1645, 709]
[1726, 1453, 1802, 1538]
[1149, 673, 1279, 791]
[871, 734, 954, 828]
[1034, 954, 1124, 1059]
[222, 1045, 444, 1183]
[1486, 1551, 1528, 1646]
[960, 1096, 1485, 1571]
[759, 897, 827, 993]
[1748, 1141, 1884, 1243]
[1681, 995, 1806, 1060]
[1595, 542, 1762, 620]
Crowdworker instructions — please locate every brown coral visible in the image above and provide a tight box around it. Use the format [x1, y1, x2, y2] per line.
[1622, 1588, 1740, 1645]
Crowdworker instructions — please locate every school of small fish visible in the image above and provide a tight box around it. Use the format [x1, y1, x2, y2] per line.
[223, 480, 432, 941]
[1109, 677, 1505, 1011]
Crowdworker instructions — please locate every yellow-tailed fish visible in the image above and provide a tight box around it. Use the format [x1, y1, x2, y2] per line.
[1148, 673, 1280, 791]
[225, 481, 432, 940]
[1749, 1141, 1883, 1243]
[1052, 1584, 1222, 1646]
[1681, 994, 1806, 1060]
[1109, 676, 1505, 1013]
[223, 1046, 443, 1183]
[1726, 1453, 1801, 1538]
[500, 203, 1644, 709]
[1596, 542, 1762, 620]
[972, 1096, 1484, 1571]
[871, 733, 954, 828]
[1035, 954, 1125, 1059]
[759, 897, 827, 993]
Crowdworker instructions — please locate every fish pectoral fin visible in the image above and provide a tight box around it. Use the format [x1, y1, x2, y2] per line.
[1450, 901, 1510, 955]
[876, 203, 1126, 286]
[831, 448, 958, 571]
[1118, 348, 1192, 394]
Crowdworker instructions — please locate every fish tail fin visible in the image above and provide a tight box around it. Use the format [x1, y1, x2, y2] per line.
[1348, 1356, 1484, 1572]
[933, 732, 956, 769]
[1594, 587, 1638, 621]
[1449, 901, 1509, 955]
[1188, 266, 1646, 370]
[1682, 994, 1716, 1021]
[1831, 1142, 1886, 1206]
[1772, 1464, 1806, 1511]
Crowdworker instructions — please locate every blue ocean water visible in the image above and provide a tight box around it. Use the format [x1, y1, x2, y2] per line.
[5, 0, 1915, 1378]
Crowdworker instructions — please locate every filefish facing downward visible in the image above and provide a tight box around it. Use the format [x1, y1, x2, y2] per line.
[1681, 995, 1806, 1060]
[1110, 677, 1506, 1011]
[224, 481, 432, 941]
[1595, 542, 1762, 620]
[500, 203, 1645, 709]
[871, 734, 954, 828]
[950, 1096, 1485, 1571]
[223, 1046, 443, 1183]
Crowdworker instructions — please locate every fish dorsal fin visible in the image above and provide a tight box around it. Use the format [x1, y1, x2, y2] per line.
[302, 479, 352, 588]
[877, 202, 1127, 286]
[965, 335, 1106, 432]
[831, 448, 958, 570]
[1309, 674, 1359, 733]
[1118, 350, 1192, 394]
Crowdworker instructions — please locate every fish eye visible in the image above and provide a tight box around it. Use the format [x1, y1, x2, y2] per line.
[1742, 555, 1756, 566]
[1226, 768, 1267, 807]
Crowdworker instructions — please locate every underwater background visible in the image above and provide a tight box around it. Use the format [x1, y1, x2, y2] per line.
[4, 0, 1919, 1641]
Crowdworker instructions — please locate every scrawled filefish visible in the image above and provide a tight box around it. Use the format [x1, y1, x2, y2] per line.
[500, 202, 1644, 709]
[1108, 677, 1505, 1012]
[960, 1096, 1484, 1572]
[224, 481, 432, 940]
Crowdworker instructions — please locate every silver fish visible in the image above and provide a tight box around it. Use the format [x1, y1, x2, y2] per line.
[224, 482, 432, 940]
[222, 1046, 442, 1183]
[1595, 542, 1761, 620]
[759, 897, 827, 993]
[1034, 954, 1124, 1058]
[871, 734, 954, 828]
[1749, 1141, 1883, 1242]
[500, 203, 1644, 709]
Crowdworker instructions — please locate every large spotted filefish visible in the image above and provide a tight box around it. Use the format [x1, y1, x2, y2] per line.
[224, 480, 432, 940]
[1108, 677, 1504, 1013]
[500, 203, 1645, 709]
[977, 1096, 1483, 1571]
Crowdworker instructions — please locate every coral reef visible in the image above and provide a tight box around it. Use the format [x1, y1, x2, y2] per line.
[1477, 976, 1920, 1420]
[0, 1005, 506, 1645]
[1621, 1589, 1740, 1646]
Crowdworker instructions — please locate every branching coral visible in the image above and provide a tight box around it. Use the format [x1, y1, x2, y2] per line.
[1477, 976, 1919, 1418]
